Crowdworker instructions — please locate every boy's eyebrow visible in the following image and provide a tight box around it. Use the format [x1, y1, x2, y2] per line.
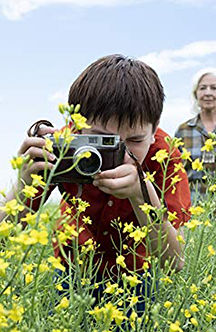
[89, 129, 114, 135]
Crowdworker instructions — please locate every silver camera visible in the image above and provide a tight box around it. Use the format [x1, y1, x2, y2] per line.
[51, 134, 126, 183]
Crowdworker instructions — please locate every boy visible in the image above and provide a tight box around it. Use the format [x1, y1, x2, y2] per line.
[1, 54, 190, 283]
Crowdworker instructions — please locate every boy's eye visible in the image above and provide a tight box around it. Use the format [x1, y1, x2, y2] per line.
[127, 139, 144, 143]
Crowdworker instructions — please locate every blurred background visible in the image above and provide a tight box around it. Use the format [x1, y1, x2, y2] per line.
[0, 0, 215, 200]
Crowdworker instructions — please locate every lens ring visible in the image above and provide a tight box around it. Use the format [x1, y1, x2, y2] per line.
[73, 146, 102, 176]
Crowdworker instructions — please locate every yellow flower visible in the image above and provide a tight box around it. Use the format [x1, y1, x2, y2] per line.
[174, 162, 186, 173]
[176, 235, 185, 245]
[190, 317, 198, 326]
[130, 310, 138, 323]
[21, 212, 37, 226]
[202, 274, 212, 284]
[123, 221, 134, 233]
[25, 273, 33, 284]
[197, 299, 207, 306]
[0, 259, 9, 276]
[208, 245, 215, 256]
[160, 276, 173, 284]
[189, 206, 205, 216]
[209, 184, 216, 192]
[8, 304, 24, 322]
[125, 275, 142, 287]
[190, 304, 199, 312]
[78, 151, 91, 160]
[82, 216, 92, 224]
[142, 261, 150, 271]
[144, 171, 156, 183]
[9, 233, 35, 247]
[151, 149, 168, 163]
[169, 320, 183, 332]
[139, 203, 155, 215]
[29, 230, 48, 245]
[116, 255, 126, 268]
[185, 219, 202, 231]
[129, 226, 148, 242]
[63, 224, 79, 237]
[204, 219, 212, 227]
[168, 211, 177, 222]
[76, 198, 90, 213]
[181, 148, 192, 161]
[190, 284, 198, 293]
[53, 130, 62, 143]
[44, 137, 53, 153]
[211, 302, 216, 315]
[39, 212, 50, 224]
[165, 136, 184, 149]
[61, 127, 75, 144]
[55, 297, 69, 310]
[104, 282, 118, 294]
[31, 174, 46, 187]
[38, 263, 49, 273]
[0, 221, 13, 237]
[71, 113, 91, 130]
[206, 313, 216, 322]
[129, 296, 139, 307]
[201, 138, 216, 152]
[22, 185, 39, 198]
[0, 199, 24, 216]
[171, 175, 182, 186]
[48, 256, 65, 272]
[81, 278, 90, 286]
[164, 301, 172, 309]
[192, 158, 203, 171]
[23, 263, 34, 273]
[184, 309, 191, 318]
[10, 156, 24, 169]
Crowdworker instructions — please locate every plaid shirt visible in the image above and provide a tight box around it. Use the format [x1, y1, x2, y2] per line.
[175, 114, 216, 196]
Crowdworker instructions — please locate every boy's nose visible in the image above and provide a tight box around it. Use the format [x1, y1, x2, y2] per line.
[123, 150, 134, 164]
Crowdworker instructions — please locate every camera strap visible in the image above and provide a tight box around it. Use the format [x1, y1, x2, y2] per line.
[125, 147, 157, 222]
[27, 120, 54, 137]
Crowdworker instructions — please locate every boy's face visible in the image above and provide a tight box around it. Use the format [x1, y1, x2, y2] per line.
[82, 118, 156, 165]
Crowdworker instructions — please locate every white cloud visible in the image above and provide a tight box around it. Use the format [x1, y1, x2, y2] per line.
[160, 97, 192, 136]
[139, 40, 216, 75]
[0, 0, 214, 20]
[0, 0, 146, 20]
[168, 0, 214, 5]
[48, 89, 68, 103]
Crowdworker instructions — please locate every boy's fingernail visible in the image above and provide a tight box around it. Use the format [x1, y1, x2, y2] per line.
[50, 154, 56, 161]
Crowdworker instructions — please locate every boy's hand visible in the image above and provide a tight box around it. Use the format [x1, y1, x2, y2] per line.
[18, 126, 57, 184]
[92, 164, 141, 199]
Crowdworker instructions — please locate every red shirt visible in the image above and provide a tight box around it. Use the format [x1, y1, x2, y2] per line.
[50, 128, 191, 274]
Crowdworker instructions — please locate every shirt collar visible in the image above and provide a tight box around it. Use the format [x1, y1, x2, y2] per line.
[187, 114, 200, 127]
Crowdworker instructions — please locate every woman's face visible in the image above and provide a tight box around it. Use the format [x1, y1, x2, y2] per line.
[196, 74, 216, 112]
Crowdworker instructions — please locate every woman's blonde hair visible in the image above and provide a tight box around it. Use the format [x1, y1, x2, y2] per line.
[192, 67, 216, 113]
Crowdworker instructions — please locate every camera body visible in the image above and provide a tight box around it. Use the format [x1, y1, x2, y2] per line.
[50, 134, 126, 184]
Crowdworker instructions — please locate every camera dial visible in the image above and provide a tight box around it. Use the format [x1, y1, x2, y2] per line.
[73, 146, 102, 176]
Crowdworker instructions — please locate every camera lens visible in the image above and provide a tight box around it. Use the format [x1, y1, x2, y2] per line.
[73, 146, 102, 176]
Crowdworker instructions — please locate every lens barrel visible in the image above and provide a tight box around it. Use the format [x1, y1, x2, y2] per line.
[73, 146, 102, 176]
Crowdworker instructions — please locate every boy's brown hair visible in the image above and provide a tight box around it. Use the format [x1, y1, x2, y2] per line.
[68, 54, 164, 131]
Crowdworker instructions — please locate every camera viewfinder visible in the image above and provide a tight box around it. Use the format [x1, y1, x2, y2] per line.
[102, 137, 115, 146]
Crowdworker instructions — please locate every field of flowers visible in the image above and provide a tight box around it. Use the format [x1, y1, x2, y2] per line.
[0, 104, 216, 332]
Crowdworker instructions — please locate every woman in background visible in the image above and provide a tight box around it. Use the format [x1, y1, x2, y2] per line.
[175, 68, 216, 199]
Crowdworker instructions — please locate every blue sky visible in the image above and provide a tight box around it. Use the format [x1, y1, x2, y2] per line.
[0, 0, 215, 194]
